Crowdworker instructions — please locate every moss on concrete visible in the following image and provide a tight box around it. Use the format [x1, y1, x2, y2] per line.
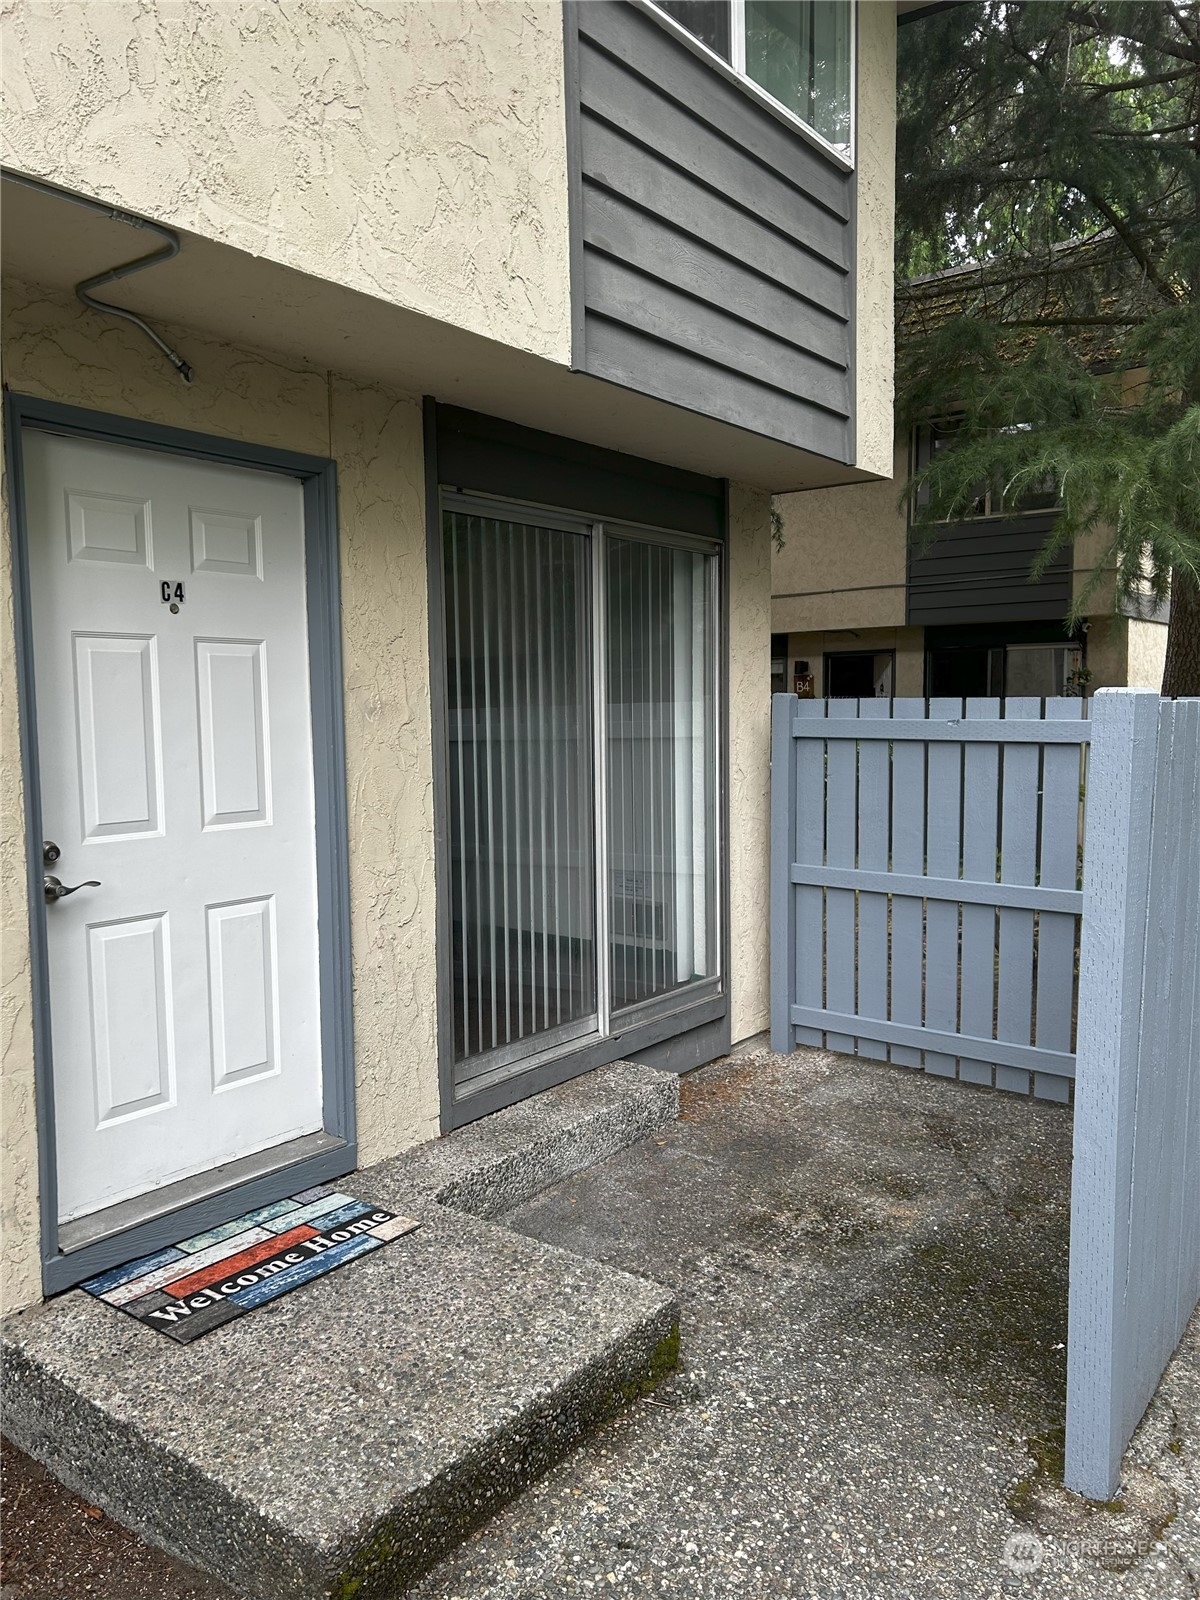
[622, 1321, 681, 1403]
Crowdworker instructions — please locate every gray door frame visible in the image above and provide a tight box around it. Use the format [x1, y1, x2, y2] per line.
[4, 394, 356, 1294]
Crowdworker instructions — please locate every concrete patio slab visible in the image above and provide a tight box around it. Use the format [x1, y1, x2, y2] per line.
[0, 1063, 681, 1600]
[409, 1046, 1200, 1600]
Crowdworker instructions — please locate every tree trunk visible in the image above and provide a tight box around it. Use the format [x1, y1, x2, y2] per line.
[1162, 568, 1200, 698]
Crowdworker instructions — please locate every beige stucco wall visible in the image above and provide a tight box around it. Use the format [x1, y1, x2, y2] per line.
[0, 435, 38, 1311]
[1126, 618, 1167, 692]
[1, 279, 441, 1311]
[772, 440, 907, 633]
[1, 0, 571, 365]
[1083, 614, 1127, 692]
[853, 0, 896, 479]
[728, 483, 772, 1046]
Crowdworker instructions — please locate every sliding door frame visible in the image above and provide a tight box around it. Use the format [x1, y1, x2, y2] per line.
[428, 464, 728, 1130]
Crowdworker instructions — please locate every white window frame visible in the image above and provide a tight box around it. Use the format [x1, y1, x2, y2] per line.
[636, 0, 856, 169]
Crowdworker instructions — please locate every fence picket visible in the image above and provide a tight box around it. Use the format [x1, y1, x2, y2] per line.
[854, 698, 891, 1060]
[1174, 702, 1200, 1326]
[924, 697, 964, 1077]
[1128, 703, 1195, 1406]
[995, 698, 1042, 1093]
[1067, 691, 1200, 1501]
[824, 701, 859, 1052]
[793, 698, 827, 1049]
[888, 699, 927, 1067]
[959, 697, 1001, 1086]
[770, 694, 798, 1053]
[1035, 697, 1085, 1103]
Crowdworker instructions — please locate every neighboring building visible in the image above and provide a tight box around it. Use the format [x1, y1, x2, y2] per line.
[771, 258, 1170, 699]
[1, 1, 900, 1310]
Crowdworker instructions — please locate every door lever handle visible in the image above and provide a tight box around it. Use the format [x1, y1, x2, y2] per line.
[44, 875, 101, 902]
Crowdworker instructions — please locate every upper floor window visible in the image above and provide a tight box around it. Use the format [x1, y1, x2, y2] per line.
[653, 1, 853, 157]
[913, 421, 1059, 521]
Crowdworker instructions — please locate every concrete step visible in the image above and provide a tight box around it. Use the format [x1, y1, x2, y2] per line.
[361, 1059, 681, 1219]
[1, 1063, 680, 1600]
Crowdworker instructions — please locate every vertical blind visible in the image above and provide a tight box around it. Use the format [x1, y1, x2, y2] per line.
[444, 512, 596, 1077]
[607, 537, 716, 1014]
[444, 506, 717, 1088]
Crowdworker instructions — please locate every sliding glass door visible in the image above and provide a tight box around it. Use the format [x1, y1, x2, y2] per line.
[443, 497, 719, 1096]
[606, 536, 717, 1019]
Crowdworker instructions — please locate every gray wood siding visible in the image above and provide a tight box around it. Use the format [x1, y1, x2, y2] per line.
[907, 516, 1071, 625]
[567, 1, 855, 462]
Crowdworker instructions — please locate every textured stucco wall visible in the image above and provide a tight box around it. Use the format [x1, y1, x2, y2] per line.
[772, 440, 907, 633]
[1084, 614, 1127, 692]
[1, 280, 440, 1310]
[0, 446, 38, 1312]
[1, 0, 571, 364]
[1084, 616, 1166, 693]
[1125, 619, 1167, 692]
[853, 0, 896, 479]
[728, 483, 772, 1045]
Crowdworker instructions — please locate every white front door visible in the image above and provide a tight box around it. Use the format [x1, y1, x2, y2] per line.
[24, 431, 325, 1225]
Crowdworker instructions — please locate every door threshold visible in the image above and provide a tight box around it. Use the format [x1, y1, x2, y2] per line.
[58, 1131, 345, 1255]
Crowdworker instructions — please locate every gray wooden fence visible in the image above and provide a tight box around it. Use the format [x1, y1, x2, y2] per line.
[1066, 689, 1200, 1499]
[769, 695, 1091, 1101]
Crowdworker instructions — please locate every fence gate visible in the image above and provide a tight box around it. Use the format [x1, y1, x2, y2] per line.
[769, 694, 1090, 1101]
[1066, 691, 1200, 1498]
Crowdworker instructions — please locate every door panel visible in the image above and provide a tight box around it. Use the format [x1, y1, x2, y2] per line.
[72, 634, 163, 837]
[88, 914, 175, 1123]
[24, 431, 324, 1224]
[444, 510, 596, 1082]
[195, 638, 270, 827]
[606, 535, 717, 1015]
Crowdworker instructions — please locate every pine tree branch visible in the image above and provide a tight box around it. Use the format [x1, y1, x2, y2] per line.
[990, 314, 1142, 327]
[1082, 69, 1193, 94]
[1095, 123, 1198, 139]
[1086, 195, 1182, 304]
[1115, 26, 1200, 66]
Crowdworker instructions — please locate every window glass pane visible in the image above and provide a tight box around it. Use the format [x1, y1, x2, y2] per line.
[659, 0, 732, 60]
[744, 0, 851, 148]
[1004, 644, 1068, 698]
[606, 537, 717, 1015]
[444, 511, 596, 1079]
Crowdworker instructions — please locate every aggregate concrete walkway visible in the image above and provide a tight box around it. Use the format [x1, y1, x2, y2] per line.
[6, 1048, 1199, 1599]
[412, 1047, 1200, 1600]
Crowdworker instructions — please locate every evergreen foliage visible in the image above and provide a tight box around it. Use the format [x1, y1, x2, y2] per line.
[896, 1, 1200, 694]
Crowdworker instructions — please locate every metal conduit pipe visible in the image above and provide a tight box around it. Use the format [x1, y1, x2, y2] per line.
[2, 169, 194, 382]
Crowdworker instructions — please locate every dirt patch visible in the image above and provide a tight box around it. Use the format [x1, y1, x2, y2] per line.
[1008, 1428, 1178, 1573]
[678, 1055, 770, 1120]
[0, 1437, 233, 1600]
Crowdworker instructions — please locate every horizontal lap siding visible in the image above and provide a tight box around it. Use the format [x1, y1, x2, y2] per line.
[570, 2, 854, 462]
[908, 516, 1070, 625]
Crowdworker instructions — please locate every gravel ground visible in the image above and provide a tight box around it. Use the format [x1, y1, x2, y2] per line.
[4, 1046, 1198, 1599]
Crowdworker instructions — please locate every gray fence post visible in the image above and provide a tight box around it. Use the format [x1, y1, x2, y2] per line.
[1065, 689, 1161, 1499]
[770, 693, 797, 1054]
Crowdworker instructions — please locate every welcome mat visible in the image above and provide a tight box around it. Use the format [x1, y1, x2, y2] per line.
[81, 1187, 419, 1344]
